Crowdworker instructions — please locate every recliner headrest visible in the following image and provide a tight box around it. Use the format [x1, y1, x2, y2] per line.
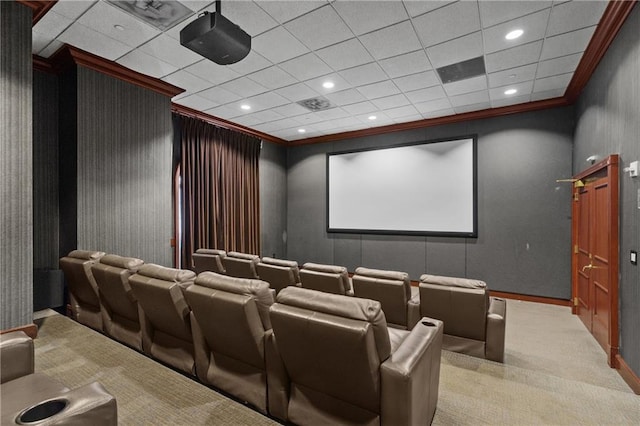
[355, 267, 410, 284]
[136, 264, 196, 283]
[302, 262, 347, 275]
[195, 248, 226, 257]
[260, 257, 298, 268]
[68, 250, 106, 261]
[420, 274, 487, 289]
[227, 251, 260, 261]
[99, 254, 144, 271]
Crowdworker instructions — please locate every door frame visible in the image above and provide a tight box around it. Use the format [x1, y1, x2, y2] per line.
[571, 154, 619, 367]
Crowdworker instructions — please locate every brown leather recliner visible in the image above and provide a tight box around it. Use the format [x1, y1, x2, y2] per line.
[91, 254, 145, 350]
[184, 272, 287, 416]
[352, 267, 421, 330]
[419, 274, 507, 363]
[256, 257, 301, 294]
[1, 331, 117, 425]
[59, 250, 106, 331]
[192, 248, 226, 274]
[222, 251, 260, 279]
[299, 262, 354, 296]
[129, 264, 197, 375]
[270, 287, 443, 425]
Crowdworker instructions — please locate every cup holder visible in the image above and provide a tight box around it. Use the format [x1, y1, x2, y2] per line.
[18, 399, 68, 424]
[421, 321, 436, 327]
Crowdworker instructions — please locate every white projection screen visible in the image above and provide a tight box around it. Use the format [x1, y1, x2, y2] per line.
[327, 136, 477, 237]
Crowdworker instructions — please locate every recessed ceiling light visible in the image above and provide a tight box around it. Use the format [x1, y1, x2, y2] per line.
[240, 104, 251, 110]
[298, 128, 306, 133]
[368, 115, 377, 120]
[504, 88, 518, 95]
[322, 81, 335, 89]
[114, 24, 125, 31]
[505, 29, 523, 40]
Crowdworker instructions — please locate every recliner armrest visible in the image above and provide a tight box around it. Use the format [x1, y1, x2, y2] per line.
[380, 317, 443, 425]
[406, 291, 421, 330]
[0, 331, 34, 383]
[485, 297, 507, 362]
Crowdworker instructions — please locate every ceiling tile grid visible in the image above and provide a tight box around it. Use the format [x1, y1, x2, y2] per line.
[32, 0, 610, 141]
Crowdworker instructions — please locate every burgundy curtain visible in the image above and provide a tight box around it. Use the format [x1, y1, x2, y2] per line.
[178, 115, 260, 269]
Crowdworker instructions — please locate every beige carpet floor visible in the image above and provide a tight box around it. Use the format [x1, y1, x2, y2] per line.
[32, 300, 639, 425]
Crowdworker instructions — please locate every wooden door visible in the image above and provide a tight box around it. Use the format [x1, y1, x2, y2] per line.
[571, 155, 619, 367]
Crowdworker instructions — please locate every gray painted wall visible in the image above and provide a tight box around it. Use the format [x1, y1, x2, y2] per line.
[1, 1, 33, 329]
[260, 141, 287, 259]
[287, 107, 574, 299]
[574, 4, 640, 379]
[76, 68, 173, 266]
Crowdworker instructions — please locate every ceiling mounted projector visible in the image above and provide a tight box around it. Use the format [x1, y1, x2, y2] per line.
[180, 1, 250, 65]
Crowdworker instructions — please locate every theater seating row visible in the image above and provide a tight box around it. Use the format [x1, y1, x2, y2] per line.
[193, 248, 507, 362]
[59, 250, 444, 425]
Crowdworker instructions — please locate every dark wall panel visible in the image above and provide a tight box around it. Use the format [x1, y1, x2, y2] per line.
[259, 141, 287, 259]
[76, 68, 173, 266]
[574, 3, 640, 379]
[1, 1, 33, 329]
[286, 107, 574, 299]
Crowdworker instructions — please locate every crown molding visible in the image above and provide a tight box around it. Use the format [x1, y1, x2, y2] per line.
[171, 103, 288, 145]
[16, 0, 57, 25]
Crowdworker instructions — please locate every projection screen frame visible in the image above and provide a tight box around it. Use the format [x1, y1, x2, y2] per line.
[326, 135, 478, 238]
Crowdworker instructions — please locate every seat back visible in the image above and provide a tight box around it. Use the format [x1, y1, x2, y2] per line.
[129, 264, 196, 374]
[222, 251, 260, 279]
[92, 254, 144, 349]
[352, 267, 412, 329]
[419, 274, 489, 341]
[270, 287, 390, 425]
[299, 262, 351, 295]
[256, 257, 300, 294]
[59, 250, 106, 330]
[192, 248, 226, 274]
[185, 272, 274, 412]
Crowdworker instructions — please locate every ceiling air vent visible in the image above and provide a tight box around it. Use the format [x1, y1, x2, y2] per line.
[297, 96, 334, 112]
[436, 56, 486, 84]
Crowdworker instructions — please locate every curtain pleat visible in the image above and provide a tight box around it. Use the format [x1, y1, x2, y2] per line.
[177, 115, 261, 269]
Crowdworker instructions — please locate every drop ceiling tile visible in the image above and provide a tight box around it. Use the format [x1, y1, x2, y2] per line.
[393, 71, 440, 92]
[491, 94, 532, 108]
[203, 0, 279, 37]
[482, 9, 551, 54]
[378, 50, 432, 79]
[244, 91, 290, 111]
[414, 97, 453, 114]
[412, 1, 481, 47]
[285, 5, 353, 50]
[204, 104, 245, 120]
[405, 86, 447, 103]
[33, 11, 73, 40]
[257, 118, 303, 132]
[305, 73, 351, 94]
[198, 86, 242, 104]
[449, 90, 490, 107]
[342, 101, 378, 115]
[257, 1, 326, 24]
[357, 81, 400, 100]
[478, 1, 552, 28]
[371, 94, 410, 110]
[279, 53, 333, 81]
[454, 102, 492, 114]
[530, 87, 565, 101]
[271, 103, 310, 117]
[231, 114, 263, 128]
[489, 81, 534, 101]
[162, 70, 211, 93]
[57, 22, 133, 61]
[547, 0, 608, 36]
[358, 20, 422, 60]
[426, 31, 484, 69]
[78, 1, 161, 48]
[178, 1, 214, 13]
[404, 1, 456, 18]
[247, 66, 297, 90]
[226, 51, 273, 74]
[252, 27, 310, 63]
[51, 0, 96, 20]
[248, 110, 288, 124]
[174, 93, 220, 111]
[218, 77, 269, 98]
[443, 75, 488, 97]
[485, 41, 543, 73]
[536, 53, 581, 79]
[355, 111, 391, 124]
[275, 83, 320, 102]
[316, 38, 375, 71]
[325, 89, 366, 106]
[382, 105, 419, 119]
[32, 32, 54, 54]
[488, 64, 538, 88]
[295, 112, 327, 125]
[394, 114, 424, 124]
[117, 48, 179, 78]
[339, 63, 387, 87]
[333, 1, 408, 36]
[533, 73, 572, 93]
[540, 26, 596, 61]
[38, 40, 64, 58]
[422, 107, 455, 119]
[314, 107, 351, 121]
[138, 33, 201, 67]
[184, 60, 241, 85]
